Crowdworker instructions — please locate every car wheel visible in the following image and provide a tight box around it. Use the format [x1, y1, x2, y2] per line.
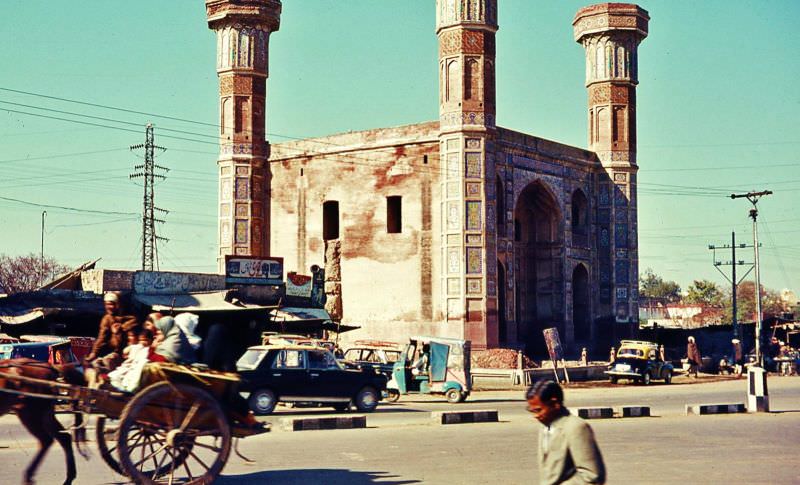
[642, 372, 651, 386]
[248, 388, 277, 415]
[384, 389, 400, 403]
[609, 377, 617, 384]
[445, 388, 463, 403]
[354, 386, 379, 413]
[664, 371, 672, 384]
[332, 402, 350, 412]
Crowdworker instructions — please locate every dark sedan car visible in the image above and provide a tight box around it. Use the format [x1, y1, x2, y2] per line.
[236, 344, 388, 415]
[606, 340, 674, 385]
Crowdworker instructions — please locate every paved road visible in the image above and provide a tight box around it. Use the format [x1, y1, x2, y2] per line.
[0, 376, 797, 484]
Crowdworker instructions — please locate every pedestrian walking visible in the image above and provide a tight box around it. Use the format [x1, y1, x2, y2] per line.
[580, 348, 588, 366]
[609, 347, 616, 364]
[732, 339, 743, 377]
[686, 336, 702, 378]
[526, 380, 606, 485]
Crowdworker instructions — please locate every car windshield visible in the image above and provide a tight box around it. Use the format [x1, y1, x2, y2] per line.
[237, 349, 267, 370]
[618, 347, 645, 358]
[385, 351, 401, 363]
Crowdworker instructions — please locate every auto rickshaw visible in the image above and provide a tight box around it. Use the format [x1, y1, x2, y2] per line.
[385, 336, 471, 403]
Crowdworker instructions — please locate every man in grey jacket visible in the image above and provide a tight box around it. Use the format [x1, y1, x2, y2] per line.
[527, 380, 606, 484]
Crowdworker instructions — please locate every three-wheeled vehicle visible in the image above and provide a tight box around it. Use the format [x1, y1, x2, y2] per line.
[385, 336, 471, 403]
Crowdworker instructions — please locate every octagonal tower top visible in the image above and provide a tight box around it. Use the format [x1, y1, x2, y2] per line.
[206, 0, 281, 31]
[436, 0, 498, 33]
[573, 3, 648, 43]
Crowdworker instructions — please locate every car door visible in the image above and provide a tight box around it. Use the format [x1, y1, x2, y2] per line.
[270, 349, 308, 399]
[307, 349, 348, 399]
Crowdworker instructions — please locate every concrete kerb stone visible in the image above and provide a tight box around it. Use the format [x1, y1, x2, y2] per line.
[574, 407, 614, 419]
[280, 415, 367, 432]
[620, 406, 651, 417]
[685, 403, 746, 416]
[431, 409, 499, 425]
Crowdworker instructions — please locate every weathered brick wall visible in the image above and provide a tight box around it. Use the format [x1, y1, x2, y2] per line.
[270, 122, 443, 341]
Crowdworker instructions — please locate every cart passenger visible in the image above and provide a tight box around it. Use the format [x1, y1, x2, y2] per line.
[151, 316, 196, 364]
[109, 329, 154, 392]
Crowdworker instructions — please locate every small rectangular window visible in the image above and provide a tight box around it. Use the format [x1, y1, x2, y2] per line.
[387, 196, 402, 233]
[323, 201, 339, 240]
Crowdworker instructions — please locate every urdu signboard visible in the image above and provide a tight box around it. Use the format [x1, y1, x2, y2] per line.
[224, 256, 284, 286]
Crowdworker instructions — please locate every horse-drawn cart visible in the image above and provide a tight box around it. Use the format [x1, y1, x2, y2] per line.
[0, 361, 267, 484]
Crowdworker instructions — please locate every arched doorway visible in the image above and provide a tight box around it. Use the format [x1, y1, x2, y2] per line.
[571, 189, 588, 247]
[514, 181, 563, 356]
[572, 264, 590, 342]
[497, 260, 507, 344]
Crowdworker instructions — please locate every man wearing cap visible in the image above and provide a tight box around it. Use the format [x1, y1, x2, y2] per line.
[86, 292, 140, 366]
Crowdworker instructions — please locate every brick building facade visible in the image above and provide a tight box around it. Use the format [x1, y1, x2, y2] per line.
[206, 1, 649, 355]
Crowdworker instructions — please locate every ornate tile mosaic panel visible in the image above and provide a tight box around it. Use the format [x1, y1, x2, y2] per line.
[615, 260, 630, 284]
[221, 222, 231, 245]
[235, 219, 248, 244]
[220, 203, 231, 216]
[598, 208, 610, 224]
[447, 201, 460, 230]
[614, 185, 628, 206]
[467, 278, 482, 294]
[235, 204, 248, 217]
[466, 138, 481, 149]
[599, 226, 610, 247]
[235, 178, 249, 200]
[487, 279, 497, 296]
[466, 234, 481, 245]
[466, 182, 482, 197]
[447, 182, 460, 198]
[466, 247, 482, 274]
[615, 223, 628, 248]
[616, 287, 628, 300]
[221, 179, 232, 201]
[466, 201, 482, 230]
[446, 153, 460, 178]
[236, 166, 249, 176]
[465, 153, 482, 178]
[599, 184, 610, 206]
[448, 248, 460, 274]
[447, 278, 461, 295]
[615, 209, 628, 223]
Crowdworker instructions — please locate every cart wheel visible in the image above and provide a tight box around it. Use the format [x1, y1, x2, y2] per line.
[96, 417, 124, 475]
[117, 381, 231, 485]
[445, 388, 463, 404]
[384, 389, 400, 403]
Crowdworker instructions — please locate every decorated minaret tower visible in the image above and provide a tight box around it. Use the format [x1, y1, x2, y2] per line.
[436, 0, 498, 348]
[206, 0, 281, 270]
[573, 4, 648, 324]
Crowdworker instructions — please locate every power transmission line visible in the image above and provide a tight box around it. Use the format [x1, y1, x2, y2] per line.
[129, 123, 169, 271]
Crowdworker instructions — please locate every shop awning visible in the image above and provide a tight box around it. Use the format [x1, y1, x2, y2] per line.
[0, 290, 104, 326]
[133, 290, 274, 313]
[269, 307, 360, 333]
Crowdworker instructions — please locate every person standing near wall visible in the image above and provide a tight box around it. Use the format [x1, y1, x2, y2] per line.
[686, 336, 702, 378]
[526, 380, 606, 485]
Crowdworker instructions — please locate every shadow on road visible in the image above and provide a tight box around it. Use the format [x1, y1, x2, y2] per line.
[216, 468, 421, 484]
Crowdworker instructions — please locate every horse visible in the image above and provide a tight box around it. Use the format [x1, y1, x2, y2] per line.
[0, 358, 86, 485]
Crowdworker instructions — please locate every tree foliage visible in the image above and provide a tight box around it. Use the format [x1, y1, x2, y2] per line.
[727, 281, 785, 322]
[639, 268, 681, 302]
[0, 253, 71, 295]
[684, 279, 725, 307]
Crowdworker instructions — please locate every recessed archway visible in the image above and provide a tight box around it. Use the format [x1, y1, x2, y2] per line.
[513, 180, 563, 356]
[572, 263, 591, 342]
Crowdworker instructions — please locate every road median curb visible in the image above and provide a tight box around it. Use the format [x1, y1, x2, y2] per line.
[575, 407, 614, 419]
[280, 415, 367, 431]
[685, 403, 746, 415]
[431, 409, 499, 425]
[620, 406, 651, 417]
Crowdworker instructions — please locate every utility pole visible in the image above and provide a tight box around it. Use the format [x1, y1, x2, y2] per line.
[130, 123, 169, 272]
[40, 211, 46, 285]
[731, 190, 772, 367]
[709, 232, 753, 344]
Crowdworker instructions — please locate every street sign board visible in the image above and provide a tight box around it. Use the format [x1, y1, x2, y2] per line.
[542, 327, 564, 362]
[224, 256, 284, 285]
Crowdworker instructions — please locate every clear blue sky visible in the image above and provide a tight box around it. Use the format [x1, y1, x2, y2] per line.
[1, 1, 798, 295]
